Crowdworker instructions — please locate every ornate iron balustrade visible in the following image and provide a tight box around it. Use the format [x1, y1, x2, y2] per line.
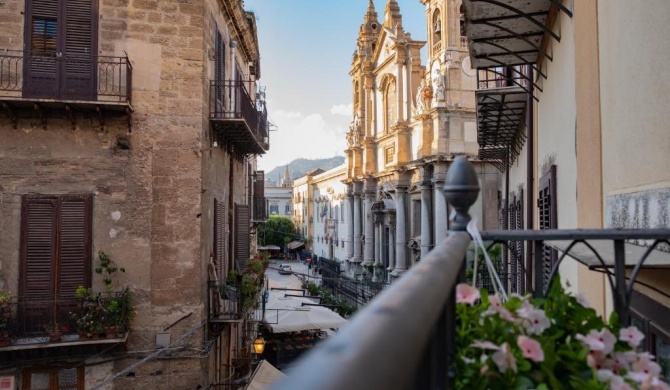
[208, 277, 268, 324]
[269, 157, 670, 390]
[0, 290, 131, 349]
[477, 65, 529, 90]
[251, 196, 267, 222]
[0, 51, 132, 103]
[209, 80, 269, 152]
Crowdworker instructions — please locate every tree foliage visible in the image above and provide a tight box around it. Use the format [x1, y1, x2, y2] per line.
[258, 216, 296, 247]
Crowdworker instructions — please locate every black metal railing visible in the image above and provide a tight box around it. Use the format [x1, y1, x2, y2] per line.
[269, 157, 670, 390]
[251, 196, 267, 222]
[208, 277, 267, 323]
[0, 290, 131, 347]
[0, 51, 132, 103]
[477, 65, 529, 90]
[209, 80, 268, 147]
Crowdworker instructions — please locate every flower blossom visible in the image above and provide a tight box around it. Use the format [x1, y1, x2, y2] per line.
[620, 326, 645, 349]
[456, 284, 480, 305]
[576, 328, 617, 354]
[517, 336, 544, 362]
[629, 352, 662, 382]
[482, 294, 518, 323]
[471, 340, 500, 351]
[491, 342, 517, 373]
[519, 308, 551, 335]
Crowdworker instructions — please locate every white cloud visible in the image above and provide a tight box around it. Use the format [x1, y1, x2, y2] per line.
[329, 103, 353, 116]
[258, 108, 348, 172]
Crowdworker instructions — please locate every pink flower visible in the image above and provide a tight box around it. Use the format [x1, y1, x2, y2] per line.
[576, 329, 617, 354]
[586, 351, 608, 369]
[491, 342, 517, 373]
[519, 308, 551, 335]
[620, 326, 645, 349]
[471, 340, 500, 351]
[610, 375, 635, 390]
[456, 284, 480, 305]
[488, 294, 503, 311]
[517, 335, 544, 362]
[597, 369, 615, 382]
[631, 353, 661, 379]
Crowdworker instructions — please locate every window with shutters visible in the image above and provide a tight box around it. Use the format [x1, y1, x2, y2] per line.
[20, 195, 92, 332]
[23, 366, 84, 390]
[234, 203, 250, 270]
[214, 26, 226, 111]
[23, 0, 98, 100]
[538, 165, 557, 290]
[213, 199, 227, 283]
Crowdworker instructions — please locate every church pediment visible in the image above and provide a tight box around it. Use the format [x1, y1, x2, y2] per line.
[372, 28, 399, 68]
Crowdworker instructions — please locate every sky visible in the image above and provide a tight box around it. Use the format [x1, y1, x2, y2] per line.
[244, 0, 428, 173]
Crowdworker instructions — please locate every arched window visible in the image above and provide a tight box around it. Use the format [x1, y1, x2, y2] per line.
[432, 9, 442, 41]
[460, 3, 467, 39]
[384, 81, 397, 133]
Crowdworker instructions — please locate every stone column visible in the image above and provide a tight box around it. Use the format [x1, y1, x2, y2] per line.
[363, 190, 375, 266]
[393, 185, 408, 276]
[352, 185, 363, 263]
[346, 185, 354, 262]
[420, 167, 433, 258]
[433, 164, 449, 242]
[387, 227, 395, 272]
[374, 224, 381, 265]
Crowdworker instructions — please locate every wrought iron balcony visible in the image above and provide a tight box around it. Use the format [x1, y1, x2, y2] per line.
[208, 278, 267, 327]
[209, 80, 269, 155]
[0, 50, 132, 130]
[252, 196, 267, 222]
[269, 157, 670, 390]
[0, 290, 131, 361]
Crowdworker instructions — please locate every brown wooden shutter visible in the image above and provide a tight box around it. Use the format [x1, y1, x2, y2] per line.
[234, 203, 250, 269]
[214, 199, 227, 281]
[57, 195, 92, 301]
[61, 0, 97, 100]
[538, 165, 558, 289]
[24, 0, 60, 97]
[254, 170, 265, 220]
[515, 190, 524, 292]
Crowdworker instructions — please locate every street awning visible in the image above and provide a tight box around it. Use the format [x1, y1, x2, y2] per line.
[462, 0, 573, 70]
[245, 360, 285, 390]
[287, 241, 304, 250]
[263, 292, 347, 333]
[258, 245, 281, 251]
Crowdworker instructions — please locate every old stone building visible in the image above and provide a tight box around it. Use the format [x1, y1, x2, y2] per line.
[343, 0, 499, 281]
[0, 0, 268, 388]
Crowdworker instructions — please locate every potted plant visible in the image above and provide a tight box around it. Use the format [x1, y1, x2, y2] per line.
[454, 281, 668, 389]
[0, 291, 12, 320]
[0, 319, 10, 347]
[44, 321, 62, 342]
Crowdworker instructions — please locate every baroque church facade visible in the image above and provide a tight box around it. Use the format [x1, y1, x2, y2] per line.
[342, 0, 499, 281]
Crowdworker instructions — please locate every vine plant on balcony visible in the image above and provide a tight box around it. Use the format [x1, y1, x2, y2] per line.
[455, 281, 669, 390]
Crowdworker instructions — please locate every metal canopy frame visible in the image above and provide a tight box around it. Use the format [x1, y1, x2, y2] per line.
[476, 87, 527, 167]
[463, 0, 573, 69]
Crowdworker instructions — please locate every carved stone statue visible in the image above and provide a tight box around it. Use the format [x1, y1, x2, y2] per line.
[432, 68, 445, 103]
[415, 80, 428, 115]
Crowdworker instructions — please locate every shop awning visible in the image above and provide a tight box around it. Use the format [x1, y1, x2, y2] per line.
[287, 241, 305, 250]
[462, 0, 573, 70]
[264, 292, 347, 333]
[245, 360, 285, 390]
[258, 245, 281, 251]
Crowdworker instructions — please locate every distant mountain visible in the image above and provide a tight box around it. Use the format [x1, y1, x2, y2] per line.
[266, 156, 345, 184]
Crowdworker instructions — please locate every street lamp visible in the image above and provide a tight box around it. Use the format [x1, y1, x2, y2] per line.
[253, 336, 266, 355]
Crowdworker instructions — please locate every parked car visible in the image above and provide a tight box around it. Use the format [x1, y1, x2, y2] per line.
[278, 264, 292, 275]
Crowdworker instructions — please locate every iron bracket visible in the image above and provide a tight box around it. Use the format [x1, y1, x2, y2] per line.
[2, 102, 17, 129]
[34, 103, 46, 129]
[65, 104, 76, 131]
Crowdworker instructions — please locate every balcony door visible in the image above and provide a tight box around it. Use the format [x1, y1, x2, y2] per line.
[20, 195, 92, 333]
[23, 0, 98, 100]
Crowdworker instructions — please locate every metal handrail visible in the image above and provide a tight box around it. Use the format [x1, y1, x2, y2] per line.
[0, 51, 132, 103]
[270, 232, 471, 390]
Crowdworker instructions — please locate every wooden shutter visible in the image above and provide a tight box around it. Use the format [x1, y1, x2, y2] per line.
[515, 190, 524, 293]
[23, 0, 60, 97]
[214, 27, 225, 113]
[214, 199, 227, 281]
[538, 165, 558, 289]
[253, 170, 265, 220]
[57, 195, 92, 302]
[20, 194, 92, 331]
[234, 203, 250, 269]
[61, 0, 97, 100]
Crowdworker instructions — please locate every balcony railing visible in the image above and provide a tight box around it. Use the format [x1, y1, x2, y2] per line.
[252, 196, 267, 222]
[208, 277, 267, 324]
[209, 80, 268, 154]
[269, 157, 670, 390]
[0, 290, 131, 350]
[0, 51, 132, 103]
[477, 65, 529, 90]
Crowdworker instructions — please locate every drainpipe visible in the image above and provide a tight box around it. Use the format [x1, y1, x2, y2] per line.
[525, 65, 534, 293]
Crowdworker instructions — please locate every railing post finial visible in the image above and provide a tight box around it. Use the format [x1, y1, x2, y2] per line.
[444, 156, 480, 231]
